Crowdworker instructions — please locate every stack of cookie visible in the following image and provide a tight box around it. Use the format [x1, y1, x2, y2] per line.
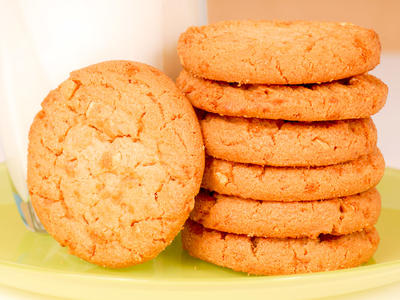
[176, 20, 387, 275]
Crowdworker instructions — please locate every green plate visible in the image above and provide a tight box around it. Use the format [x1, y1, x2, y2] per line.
[0, 163, 399, 300]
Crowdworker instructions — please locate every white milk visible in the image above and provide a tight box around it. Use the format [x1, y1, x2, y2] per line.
[0, 0, 206, 230]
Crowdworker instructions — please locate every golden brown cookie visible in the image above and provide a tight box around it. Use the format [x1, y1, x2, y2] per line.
[202, 149, 385, 201]
[27, 60, 205, 268]
[177, 20, 381, 84]
[176, 70, 387, 121]
[182, 220, 379, 275]
[200, 113, 377, 166]
[191, 189, 380, 238]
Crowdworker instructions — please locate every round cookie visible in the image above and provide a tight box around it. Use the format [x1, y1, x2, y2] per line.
[202, 148, 385, 201]
[191, 189, 380, 238]
[200, 113, 377, 166]
[182, 220, 379, 275]
[27, 60, 205, 268]
[176, 70, 387, 121]
[177, 20, 381, 84]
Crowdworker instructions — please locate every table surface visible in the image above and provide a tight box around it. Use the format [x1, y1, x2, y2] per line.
[0, 54, 399, 300]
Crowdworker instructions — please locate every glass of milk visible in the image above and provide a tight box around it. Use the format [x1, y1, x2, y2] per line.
[0, 0, 207, 232]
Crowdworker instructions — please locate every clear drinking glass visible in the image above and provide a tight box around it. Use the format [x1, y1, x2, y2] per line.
[0, 0, 207, 231]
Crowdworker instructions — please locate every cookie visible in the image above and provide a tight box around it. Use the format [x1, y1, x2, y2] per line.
[191, 189, 380, 238]
[27, 60, 205, 268]
[200, 113, 377, 166]
[176, 70, 387, 121]
[177, 20, 381, 84]
[182, 220, 379, 275]
[202, 148, 384, 201]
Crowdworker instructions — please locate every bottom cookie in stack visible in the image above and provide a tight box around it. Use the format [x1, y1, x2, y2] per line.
[182, 220, 379, 275]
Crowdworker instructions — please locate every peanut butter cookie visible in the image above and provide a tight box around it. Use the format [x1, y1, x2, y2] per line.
[28, 61, 205, 268]
[178, 20, 380, 84]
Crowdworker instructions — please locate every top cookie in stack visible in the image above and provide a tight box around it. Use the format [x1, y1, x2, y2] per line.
[178, 20, 381, 85]
[176, 20, 387, 275]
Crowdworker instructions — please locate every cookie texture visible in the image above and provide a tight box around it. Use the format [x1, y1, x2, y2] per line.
[28, 60, 205, 268]
[177, 20, 381, 84]
[182, 220, 379, 275]
[191, 189, 380, 238]
[176, 70, 387, 121]
[202, 149, 384, 201]
[200, 113, 377, 166]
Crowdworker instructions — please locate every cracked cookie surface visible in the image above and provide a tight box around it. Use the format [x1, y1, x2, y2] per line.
[176, 70, 387, 121]
[182, 220, 379, 275]
[27, 60, 205, 268]
[202, 148, 385, 201]
[177, 20, 381, 84]
[200, 113, 377, 166]
[191, 189, 380, 238]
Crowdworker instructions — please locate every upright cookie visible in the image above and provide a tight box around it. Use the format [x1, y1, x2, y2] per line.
[28, 61, 205, 268]
[182, 220, 379, 275]
[191, 189, 380, 238]
[178, 20, 381, 84]
[176, 70, 387, 121]
[200, 113, 377, 166]
[202, 149, 385, 201]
